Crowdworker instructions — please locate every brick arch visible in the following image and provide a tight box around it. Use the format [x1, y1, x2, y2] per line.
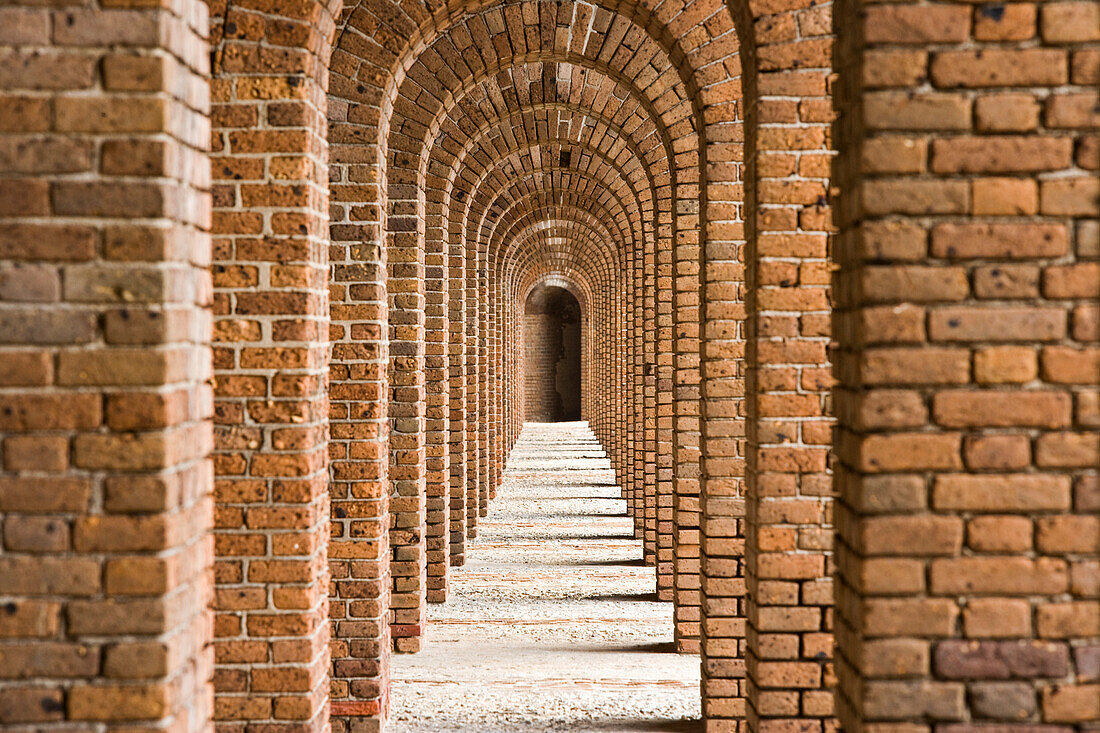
[407, 60, 659, 581]
[499, 219, 625, 277]
[367, 0, 708, 149]
[503, 232, 627, 505]
[517, 264, 605, 431]
[322, 0, 745, 726]
[411, 58, 677, 172]
[512, 246, 610, 426]
[435, 99, 665, 273]
[370, 3, 717, 563]
[432, 145, 643, 591]
[510, 242, 622, 450]
[454, 139, 655, 235]
[526, 259, 625, 475]
[520, 270, 593, 316]
[429, 102, 674, 195]
[462, 150, 648, 245]
[487, 200, 628, 499]
[367, 1, 739, 647]
[501, 225, 623, 335]
[454, 152, 646, 521]
[477, 188, 666, 575]
[327, 5, 688, 641]
[478, 176, 639, 254]
[338, 3, 704, 231]
[413, 85, 660, 550]
[462, 182, 630, 570]
[200, 0, 818, 721]
[444, 124, 669, 586]
[506, 232, 619, 317]
[329, 0, 717, 124]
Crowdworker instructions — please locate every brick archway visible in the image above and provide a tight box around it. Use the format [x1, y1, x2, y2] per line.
[2, 2, 1095, 733]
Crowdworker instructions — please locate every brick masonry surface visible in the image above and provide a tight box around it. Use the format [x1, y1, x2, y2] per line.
[0, 1, 1096, 733]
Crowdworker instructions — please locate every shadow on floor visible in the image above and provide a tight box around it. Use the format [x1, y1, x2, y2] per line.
[580, 719, 703, 732]
[580, 557, 648, 567]
[603, 641, 680, 654]
[586, 591, 661, 603]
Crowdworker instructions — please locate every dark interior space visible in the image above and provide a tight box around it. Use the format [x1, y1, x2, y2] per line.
[524, 285, 582, 421]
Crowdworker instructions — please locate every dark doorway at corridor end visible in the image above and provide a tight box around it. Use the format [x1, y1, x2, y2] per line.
[524, 285, 582, 422]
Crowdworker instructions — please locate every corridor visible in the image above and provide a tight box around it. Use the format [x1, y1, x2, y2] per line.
[391, 422, 700, 732]
[3, 1, 1095, 731]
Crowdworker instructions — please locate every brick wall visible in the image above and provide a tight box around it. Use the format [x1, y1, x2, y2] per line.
[832, 2, 1099, 731]
[0, 1, 214, 731]
[524, 313, 563, 421]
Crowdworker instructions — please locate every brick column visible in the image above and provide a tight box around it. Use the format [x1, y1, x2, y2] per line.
[618, 281, 631, 490]
[447, 214, 467, 566]
[327, 129, 391, 728]
[424, 204, 450, 602]
[499, 281, 510, 488]
[657, 233, 677, 601]
[742, 5, 836, 733]
[209, 2, 338, 729]
[630, 244, 644, 527]
[675, 191, 703, 653]
[387, 174, 427, 652]
[488, 273, 502, 495]
[0, 2, 213, 732]
[832, 2, 1099, 731]
[644, 238, 660, 566]
[478, 245, 490, 515]
[465, 235, 480, 538]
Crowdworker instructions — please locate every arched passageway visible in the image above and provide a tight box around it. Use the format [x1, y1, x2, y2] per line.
[524, 285, 583, 422]
[1, 1, 1096, 733]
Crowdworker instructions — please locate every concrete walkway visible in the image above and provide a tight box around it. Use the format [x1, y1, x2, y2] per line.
[390, 421, 701, 732]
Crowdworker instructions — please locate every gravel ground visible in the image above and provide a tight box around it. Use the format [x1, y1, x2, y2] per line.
[390, 421, 702, 732]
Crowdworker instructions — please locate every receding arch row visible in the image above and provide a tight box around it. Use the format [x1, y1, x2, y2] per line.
[24, 5, 1092, 733]
[333, 0, 717, 150]
[496, 228, 634, 501]
[371, 27, 686, 598]
[205, 0, 746, 729]
[325, 0, 734, 651]
[504, 239, 626, 449]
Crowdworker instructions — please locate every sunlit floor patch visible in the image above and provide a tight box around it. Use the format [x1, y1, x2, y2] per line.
[390, 421, 701, 732]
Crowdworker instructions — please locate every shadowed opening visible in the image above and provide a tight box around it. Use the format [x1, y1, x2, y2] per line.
[524, 285, 582, 422]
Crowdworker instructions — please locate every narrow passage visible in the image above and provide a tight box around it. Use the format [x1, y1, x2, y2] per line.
[391, 421, 701, 731]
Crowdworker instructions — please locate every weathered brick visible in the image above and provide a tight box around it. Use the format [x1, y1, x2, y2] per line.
[935, 640, 1070, 680]
[930, 49, 1068, 88]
